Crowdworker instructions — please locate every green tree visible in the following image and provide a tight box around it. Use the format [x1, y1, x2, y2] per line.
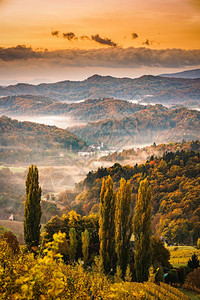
[187, 253, 200, 270]
[81, 229, 90, 265]
[151, 236, 171, 268]
[133, 178, 152, 282]
[115, 178, 133, 276]
[99, 175, 116, 273]
[69, 228, 78, 262]
[24, 164, 42, 249]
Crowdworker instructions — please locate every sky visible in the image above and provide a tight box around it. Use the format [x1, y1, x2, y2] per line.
[0, 0, 200, 84]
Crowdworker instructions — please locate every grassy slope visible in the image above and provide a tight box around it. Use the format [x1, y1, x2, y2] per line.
[168, 246, 200, 268]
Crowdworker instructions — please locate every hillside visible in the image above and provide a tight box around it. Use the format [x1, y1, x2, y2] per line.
[69, 105, 200, 146]
[72, 149, 200, 245]
[0, 116, 86, 163]
[0, 96, 146, 122]
[100, 140, 200, 163]
[0, 75, 199, 107]
[160, 68, 200, 79]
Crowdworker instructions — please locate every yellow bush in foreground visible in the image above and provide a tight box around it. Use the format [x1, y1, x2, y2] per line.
[0, 234, 189, 300]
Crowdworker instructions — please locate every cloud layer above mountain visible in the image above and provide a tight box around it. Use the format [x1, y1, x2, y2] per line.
[0, 45, 200, 68]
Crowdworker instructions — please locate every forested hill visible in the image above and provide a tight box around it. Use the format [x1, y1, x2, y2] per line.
[0, 75, 199, 107]
[73, 149, 200, 245]
[100, 140, 200, 162]
[0, 116, 86, 163]
[69, 105, 200, 146]
[0, 96, 146, 122]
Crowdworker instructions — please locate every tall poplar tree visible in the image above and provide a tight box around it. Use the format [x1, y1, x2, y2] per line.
[99, 175, 116, 273]
[115, 178, 133, 276]
[69, 228, 78, 262]
[24, 164, 42, 250]
[133, 178, 152, 282]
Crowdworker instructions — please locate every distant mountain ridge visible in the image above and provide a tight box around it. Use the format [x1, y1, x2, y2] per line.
[160, 68, 200, 79]
[0, 96, 147, 122]
[0, 75, 199, 107]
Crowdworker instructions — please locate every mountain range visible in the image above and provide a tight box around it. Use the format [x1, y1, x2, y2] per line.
[0, 74, 200, 108]
[160, 68, 200, 79]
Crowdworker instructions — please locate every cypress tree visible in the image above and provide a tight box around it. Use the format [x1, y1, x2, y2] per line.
[24, 164, 42, 250]
[99, 175, 115, 273]
[69, 228, 78, 262]
[133, 178, 152, 282]
[81, 229, 90, 265]
[115, 178, 133, 276]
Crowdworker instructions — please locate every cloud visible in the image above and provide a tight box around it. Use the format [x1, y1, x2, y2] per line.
[143, 39, 150, 46]
[91, 34, 117, 47]
[51, 31, 59, 38]
[132, 33, 138, 39]
[80, 35, 91, 41]
[0, 45, 45, 61]
[63, 32, 78, 41]
[0, 45, 200, 69]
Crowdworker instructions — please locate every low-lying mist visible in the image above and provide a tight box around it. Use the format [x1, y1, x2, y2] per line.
[6, 114, 87, 129]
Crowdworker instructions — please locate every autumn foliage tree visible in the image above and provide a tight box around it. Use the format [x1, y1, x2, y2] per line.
[24, 164, 42, 250]
[115, 178, 133, 276]
[99, 175, 116, 273]
[133, 178, 152, 282]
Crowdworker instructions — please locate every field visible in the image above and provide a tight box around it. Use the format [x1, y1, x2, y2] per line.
[168, 246, 200, 268]
[0, 220, 24, 243]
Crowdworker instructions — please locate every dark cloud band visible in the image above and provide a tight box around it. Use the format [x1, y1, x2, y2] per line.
[0, 45, 200, 68]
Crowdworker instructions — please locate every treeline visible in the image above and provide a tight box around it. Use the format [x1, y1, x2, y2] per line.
[100, 140, 200, 162]
[70, 105, 200, 145]
[72, 149, 200, 245]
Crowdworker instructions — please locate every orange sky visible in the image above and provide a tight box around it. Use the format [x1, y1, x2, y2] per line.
[0, 0, 200, 83]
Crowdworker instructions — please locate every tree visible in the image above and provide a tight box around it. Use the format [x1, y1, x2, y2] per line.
[133, 178, 152, 282]
[69, 228, 78, 262]
[115, 178, 133, 276]
[99, 175, 116, 273]
[151, 236, 171, 268]
[81, 229, 90, 265]
[187, 253, 200, 270]
[24, 164, 42, 249]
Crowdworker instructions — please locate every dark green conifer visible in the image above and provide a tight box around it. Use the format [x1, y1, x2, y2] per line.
[24, 164, 42, 249]
[133, 178, 152, 282]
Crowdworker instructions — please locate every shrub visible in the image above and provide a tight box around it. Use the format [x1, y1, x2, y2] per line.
[167, 269, 179, 285]
[1, 231, 20, 254]
[183, 267, 200, 293]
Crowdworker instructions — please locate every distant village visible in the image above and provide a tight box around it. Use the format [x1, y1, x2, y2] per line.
[78, 141, 116, 158]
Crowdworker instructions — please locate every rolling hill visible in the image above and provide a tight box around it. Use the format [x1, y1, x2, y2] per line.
[0, 75, 199, 108]
[0, 116, 86, 163]
[0, 96, 147, 122]
[69, 105, 200, 146]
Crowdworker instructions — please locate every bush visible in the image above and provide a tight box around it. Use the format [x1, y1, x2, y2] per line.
[167, 269, 179, 285]
[1, 231, 20, 254]
[183, 267, 200, 293]
[197, 238, 200, 249]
